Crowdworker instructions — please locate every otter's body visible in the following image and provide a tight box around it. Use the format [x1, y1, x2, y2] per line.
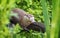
[8, 8, 45, 33]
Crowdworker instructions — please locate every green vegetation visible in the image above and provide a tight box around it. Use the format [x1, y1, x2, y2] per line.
[0, 0, 60, 38]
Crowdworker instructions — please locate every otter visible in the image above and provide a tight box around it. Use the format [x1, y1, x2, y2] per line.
[8, 8, 45, 33]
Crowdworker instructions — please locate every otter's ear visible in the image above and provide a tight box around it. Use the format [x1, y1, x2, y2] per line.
[27, 22, 45, 33]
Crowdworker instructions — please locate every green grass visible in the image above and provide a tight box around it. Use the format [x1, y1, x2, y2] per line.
[50, 0, 60, 38]
[40, 0, 50, 38]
